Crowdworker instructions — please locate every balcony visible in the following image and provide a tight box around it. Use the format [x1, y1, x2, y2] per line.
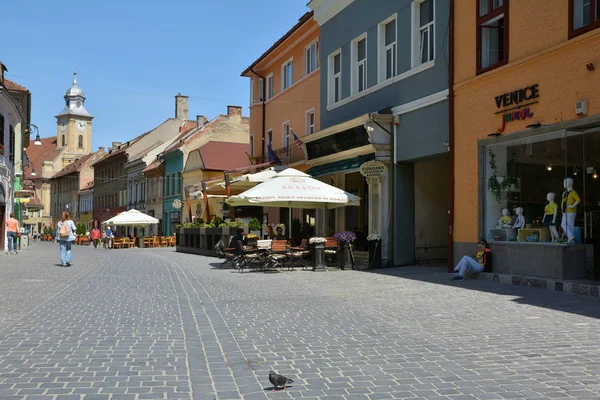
[253, 144, 306, 165]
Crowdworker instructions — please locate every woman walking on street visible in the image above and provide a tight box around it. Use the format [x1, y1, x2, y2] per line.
[4, 213, 19, 255]
[91, 226, 101, 248]
[57, 211, 76, 267]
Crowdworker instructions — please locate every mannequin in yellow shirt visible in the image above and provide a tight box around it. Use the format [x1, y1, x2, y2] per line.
[561, 178, 580, 244]
[543, 192, 559, 243]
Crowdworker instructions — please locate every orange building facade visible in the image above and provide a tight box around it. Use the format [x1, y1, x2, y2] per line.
[241, 12, 320, 229]
[453, 0, 600, 279]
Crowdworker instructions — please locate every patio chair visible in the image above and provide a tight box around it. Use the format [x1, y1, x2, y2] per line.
[153, 236, 160, 248]
[269, 240, 290, 271]
[170, 236, 176, 247]
[124, 238, 135, 248]
[220, 243, 243, 269]
[290, 239, 310, 270]
[112, 238, 123, 249]
[324, 237, 340, 268]
[160, 236, 169, 247]
[144, 237, 152, 248]
[239, 240, 272, 273]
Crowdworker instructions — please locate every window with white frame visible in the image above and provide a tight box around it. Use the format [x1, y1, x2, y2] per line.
[282, 59, 293, 90]
[266, 129, 273, 156]
[282, 121, 290, 161]
[250, 79, 255, 105]
[305, 41, 319, 75]
[306, 109, 315, 135]
[266, 74, 274, 100]
[249, 134, 254, 157]
[412, 0, 435, 67]
[352, 34, 368, 94]
[258, 78, 264, 102]
[328, 50, 342, 105]
[379, 15, 397, 81]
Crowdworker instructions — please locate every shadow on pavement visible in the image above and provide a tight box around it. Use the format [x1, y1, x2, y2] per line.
[360, 265, 600, 320]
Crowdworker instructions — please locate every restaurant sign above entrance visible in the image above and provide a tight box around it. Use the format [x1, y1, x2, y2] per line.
[495, 84, 539, 133]
[359, 160, 386, 178]
[172, 199, 182, 209]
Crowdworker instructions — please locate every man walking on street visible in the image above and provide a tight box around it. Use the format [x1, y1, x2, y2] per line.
[105, 226, 113, 249]
[91, 226, 101, 248]
[5, 213, 19, 255]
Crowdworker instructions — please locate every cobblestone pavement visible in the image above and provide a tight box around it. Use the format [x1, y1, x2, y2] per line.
[1, 243, 600, 400]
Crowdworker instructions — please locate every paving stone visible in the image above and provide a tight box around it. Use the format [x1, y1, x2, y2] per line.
[0, 245, 599, 400]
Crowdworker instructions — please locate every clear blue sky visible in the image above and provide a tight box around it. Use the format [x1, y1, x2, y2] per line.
[2, 0, 309, 150]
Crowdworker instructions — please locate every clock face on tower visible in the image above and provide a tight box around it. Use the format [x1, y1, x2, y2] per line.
[76, 120, 87, 133]
[59, 118, 68, 132]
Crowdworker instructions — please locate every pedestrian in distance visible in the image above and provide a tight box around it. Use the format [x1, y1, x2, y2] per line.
[105, 226, 113, 249]
[57, 211, 76, 267]
[4, 212, 19, 255]
[91, 226, 101, 248]
[451, 239, 492, 281]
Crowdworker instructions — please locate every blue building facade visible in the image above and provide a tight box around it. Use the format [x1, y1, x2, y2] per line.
[308, 0, 450, 265]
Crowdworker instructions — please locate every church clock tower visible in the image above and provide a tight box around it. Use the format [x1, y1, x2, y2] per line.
[56, 72, 93, 162]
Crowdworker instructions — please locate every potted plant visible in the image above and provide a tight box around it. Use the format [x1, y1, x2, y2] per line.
[248, 217, 262, 238]
[247, 233, 259, 247]
[309, 237, 327, 271]
[366, 233, 382, 269]
[75, 223, 87, 245]
[487, 150, 520, 204]
[333, 231, 356, 270]
[43, 226, 52, 241]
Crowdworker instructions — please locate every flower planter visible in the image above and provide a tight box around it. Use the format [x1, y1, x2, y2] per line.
[365, 240, 382, 269]
[312, 243, 327, 272]
[340, 243, 354, 270]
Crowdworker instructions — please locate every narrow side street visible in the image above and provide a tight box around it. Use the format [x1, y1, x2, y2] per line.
[1, 244, 600, 400]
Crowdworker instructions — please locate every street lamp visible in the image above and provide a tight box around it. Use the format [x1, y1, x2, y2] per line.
[23, 124, 42, 146]
[31, 163, 36, 176]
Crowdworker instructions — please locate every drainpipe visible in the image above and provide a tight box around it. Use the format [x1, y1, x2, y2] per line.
[447, 0, 455, 272]
[250, 68, 267, 162]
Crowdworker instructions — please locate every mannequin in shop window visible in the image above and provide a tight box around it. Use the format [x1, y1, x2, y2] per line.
[561, 178, 580, 244]
[497, 208, 512, 228]
[512, 207, 525, 229]
[543, 192, 559, 243]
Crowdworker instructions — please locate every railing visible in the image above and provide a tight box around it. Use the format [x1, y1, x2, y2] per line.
[254, 144, 306, 165]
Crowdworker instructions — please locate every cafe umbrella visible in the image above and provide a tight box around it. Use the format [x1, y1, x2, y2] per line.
[226, 167, 360, 235]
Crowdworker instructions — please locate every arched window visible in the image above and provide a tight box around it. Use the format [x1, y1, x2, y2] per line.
[61, 135, 66, 147]
[78, 135, 83, 148]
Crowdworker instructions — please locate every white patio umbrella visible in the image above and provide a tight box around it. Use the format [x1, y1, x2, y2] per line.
[102, 209, 159, 227]
[229, 166, 287, 190]
[226, 168, 360, 233]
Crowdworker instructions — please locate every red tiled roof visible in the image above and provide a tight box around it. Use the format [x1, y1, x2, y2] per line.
[198, 141, 250, 171]
[52, 152, 96, 179]
[143, 159, 163, 173]
[24, 197, 43, 208]
[24, 137, 63, 179]
[241, 11, 314, 77]
[2, 79, 29, 92]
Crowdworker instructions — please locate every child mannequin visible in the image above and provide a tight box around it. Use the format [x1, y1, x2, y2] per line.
[498, 208, 512, 228]
[543, 192, 559, 242]
[513, 207, 525, 229]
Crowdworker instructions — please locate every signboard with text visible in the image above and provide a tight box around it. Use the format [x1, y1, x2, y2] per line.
[359, 160, 386, 178]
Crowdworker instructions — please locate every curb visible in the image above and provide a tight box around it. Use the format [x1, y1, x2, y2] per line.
[475, 272, 600, 298]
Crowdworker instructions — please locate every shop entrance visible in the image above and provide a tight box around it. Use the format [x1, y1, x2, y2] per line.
[584, 131, 600, 279]
[345, 172, 368, 251]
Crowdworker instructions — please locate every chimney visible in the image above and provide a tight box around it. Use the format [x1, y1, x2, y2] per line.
[175, 93, 189, 121]
[98, 146, 105, 152]
[111, 142, 122, 150]
[0, 62, 6, 83]
[196, 115, 206, 126]
[227, 105, 242, 117]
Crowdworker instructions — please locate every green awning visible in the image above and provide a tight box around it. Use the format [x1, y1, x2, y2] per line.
[306, 154, 375, 178]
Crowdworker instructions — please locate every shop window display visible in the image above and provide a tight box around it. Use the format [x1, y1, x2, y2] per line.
[484, 131, 591, 244]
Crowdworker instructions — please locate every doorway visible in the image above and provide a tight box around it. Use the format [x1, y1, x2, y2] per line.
[584, 131, 600, 279]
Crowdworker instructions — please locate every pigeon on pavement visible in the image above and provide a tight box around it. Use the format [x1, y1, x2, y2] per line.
[269, 370, 293, 391]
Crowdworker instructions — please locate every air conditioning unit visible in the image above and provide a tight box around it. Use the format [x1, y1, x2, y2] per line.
[576, 100, 588, 116]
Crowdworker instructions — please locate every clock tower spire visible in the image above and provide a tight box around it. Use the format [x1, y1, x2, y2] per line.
[56, 72, 93, 159]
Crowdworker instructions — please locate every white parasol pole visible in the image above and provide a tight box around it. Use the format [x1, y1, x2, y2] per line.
[288, 201, 292, 241]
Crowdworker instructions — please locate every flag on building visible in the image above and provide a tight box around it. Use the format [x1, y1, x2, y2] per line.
[245, 152, 256, 165]
[291, 129, 303, 149]
[267, 143, 281, 164]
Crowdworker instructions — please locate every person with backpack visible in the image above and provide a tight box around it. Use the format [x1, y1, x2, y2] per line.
[57, 211, 76, 267]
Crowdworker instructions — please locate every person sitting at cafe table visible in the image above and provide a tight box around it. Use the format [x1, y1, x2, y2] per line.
[229, 228, 248, 255]
[274, 225, 287, 241]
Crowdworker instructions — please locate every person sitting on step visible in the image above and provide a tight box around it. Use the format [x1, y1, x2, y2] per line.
[452, 239, 492, 281]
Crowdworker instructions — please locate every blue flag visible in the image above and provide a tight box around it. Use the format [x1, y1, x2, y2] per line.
[267, 143, 281, 164]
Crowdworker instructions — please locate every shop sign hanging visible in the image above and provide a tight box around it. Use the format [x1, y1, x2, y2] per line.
[359, 160, 386, 178]
[495, 84, 539, 133]
[172, 199, 182, 209]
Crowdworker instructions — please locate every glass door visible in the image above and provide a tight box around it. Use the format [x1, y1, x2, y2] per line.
[583, 130, 600, 279]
